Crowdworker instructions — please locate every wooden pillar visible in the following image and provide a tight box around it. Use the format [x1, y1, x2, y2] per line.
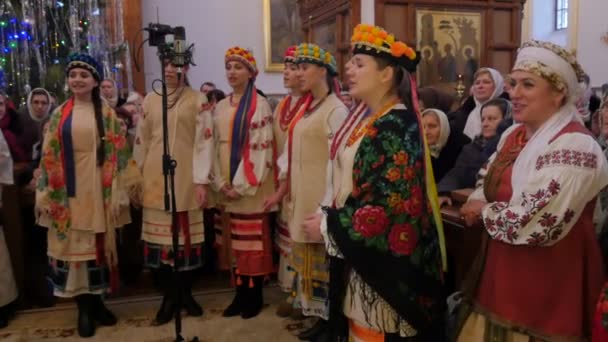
[122, 0, 145, 94]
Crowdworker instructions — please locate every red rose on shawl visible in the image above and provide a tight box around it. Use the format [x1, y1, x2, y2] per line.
[393, 151, 409, 166]
[353, 205, 389, 238]
[48, 171, 65, 189]
[405, 185, 424, 217]
[113, 134, 126, 150]
[403, 167, 416, 181]
[388, 223, 418, 255]
[102, 166, 114, 187]
[49, 202, 69, 222]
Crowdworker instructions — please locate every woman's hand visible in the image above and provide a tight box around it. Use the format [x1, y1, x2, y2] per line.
[460, 199, 487, 227]
[302, 212, 323, 242]
[263, 192, 281, 212]
[221, 184, 240, 200]
[194, 184, 209, 208]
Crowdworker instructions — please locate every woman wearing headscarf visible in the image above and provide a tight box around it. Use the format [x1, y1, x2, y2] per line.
[100, 78, 126, 109]
[422, 108, 469, 182]
[36, 53, 140, 337]
[307, 23, 447, 340]
[457, 40, 608, 341]
[212, 47, 275, 319]
[449, 68, 508, 140]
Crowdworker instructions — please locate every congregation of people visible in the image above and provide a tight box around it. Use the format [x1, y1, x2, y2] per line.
[1, 21, 608, 342]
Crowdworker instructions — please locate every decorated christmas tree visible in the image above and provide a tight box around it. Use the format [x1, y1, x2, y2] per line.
[0, 0, 132, 105]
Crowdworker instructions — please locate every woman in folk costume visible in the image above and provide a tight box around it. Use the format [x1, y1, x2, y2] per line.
[133, 51, 214, 325]
[212, 46, 275, 319]
[264, 45, 307, 317]
[35, 53, 140, 338]
[311, 24, 448, 341]
[457, 40, 608, 341]
[0, 130, 17, 328]
[272, 42, 348, 340]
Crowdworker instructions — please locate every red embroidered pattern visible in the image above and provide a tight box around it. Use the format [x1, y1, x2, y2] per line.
[535, 149, 598, 170]
[250, 115, 274, 130]
[250, 139, 274, 151]
[484, 179, 575, 245]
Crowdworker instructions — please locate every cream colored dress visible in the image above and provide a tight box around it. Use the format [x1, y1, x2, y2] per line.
[134, 87, 213, 249]
[38, 102, 126, 297]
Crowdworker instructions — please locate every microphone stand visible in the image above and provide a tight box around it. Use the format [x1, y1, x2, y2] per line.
[158, 52, 199, 342]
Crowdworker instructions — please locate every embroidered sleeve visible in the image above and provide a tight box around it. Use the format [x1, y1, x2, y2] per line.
[482, 134, 608, 246]
[132, 96, 153, 171]
[193, 94, 214, 185]
[326, 106, 348, 139]
[210, 108, 227, 192]
[232, 97, 275, 196]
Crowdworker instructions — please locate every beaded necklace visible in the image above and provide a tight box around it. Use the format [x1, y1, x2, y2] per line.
[330, 103, 368, 160]
[346, 100, 399, 147]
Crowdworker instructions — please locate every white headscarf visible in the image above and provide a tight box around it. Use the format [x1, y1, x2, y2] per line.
[26, 87, 51, 122]
[509, 40, 585, 198]
[463, 68, 504, 140]
[422, 108, 451, 158]
[101, 78, 119, 108]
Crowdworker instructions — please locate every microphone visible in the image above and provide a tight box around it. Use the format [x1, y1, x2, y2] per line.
[172, 26, 186, 80]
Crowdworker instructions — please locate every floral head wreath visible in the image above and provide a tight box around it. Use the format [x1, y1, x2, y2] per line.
[284, 45, 298, 64]
[225, 46, 258, 77]
[351, 24, 420, 73]
[66, 53, 104, 81]
[295, 43, 338, 76]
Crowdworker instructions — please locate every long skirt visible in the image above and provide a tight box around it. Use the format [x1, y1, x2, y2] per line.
[0, 228, 17, 306]
[291, 242, 329, 319]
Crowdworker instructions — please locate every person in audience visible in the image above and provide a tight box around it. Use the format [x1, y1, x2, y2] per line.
[18, 88, 52, 162]
[212, 47, 275, 320]
[205, 89, 226, 112]
[0, 94, 27, 162]
[35, 53, 140, 337]
[133, 50, 213, 325]
[438, 98, 513, 199]
[315, 23, 447, 340]
[269, 43, 347, 340]
[418, 87, 456, 113]
[449, 67, 508, 139]
[422, 108, 469, 182]
[100, 78, 126, 108]
[0, 130, 17, 329]
[200, 81, 216, 95]
[262, 45, 307, 318]
[457, 40, 608, 342]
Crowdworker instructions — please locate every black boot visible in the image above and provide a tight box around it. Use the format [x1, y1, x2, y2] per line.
[91, 295, 117, 326]
[0, 305, 8, 329]
[223, 275, 247, 317]
[154, 266, 177, 325]
[75, 294, 96, 338]
[181, 271, 203, 317]
[240, 275, 264, 319]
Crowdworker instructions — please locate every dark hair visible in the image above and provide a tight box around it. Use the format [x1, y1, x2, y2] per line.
[91, 87, 106, 166]
[418, 87, 456, 113]
[481, 98, 512, 119]
[115, 106, 133, 131]
[207, 89, 226, 103]
[30, 89, 50, 103]
[201, 81, 216, 89]
[374, 57, 412, 109]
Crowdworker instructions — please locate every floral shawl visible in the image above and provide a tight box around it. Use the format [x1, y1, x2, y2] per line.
[327, 107, 445, 334]
[36, 97, 140, 268]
